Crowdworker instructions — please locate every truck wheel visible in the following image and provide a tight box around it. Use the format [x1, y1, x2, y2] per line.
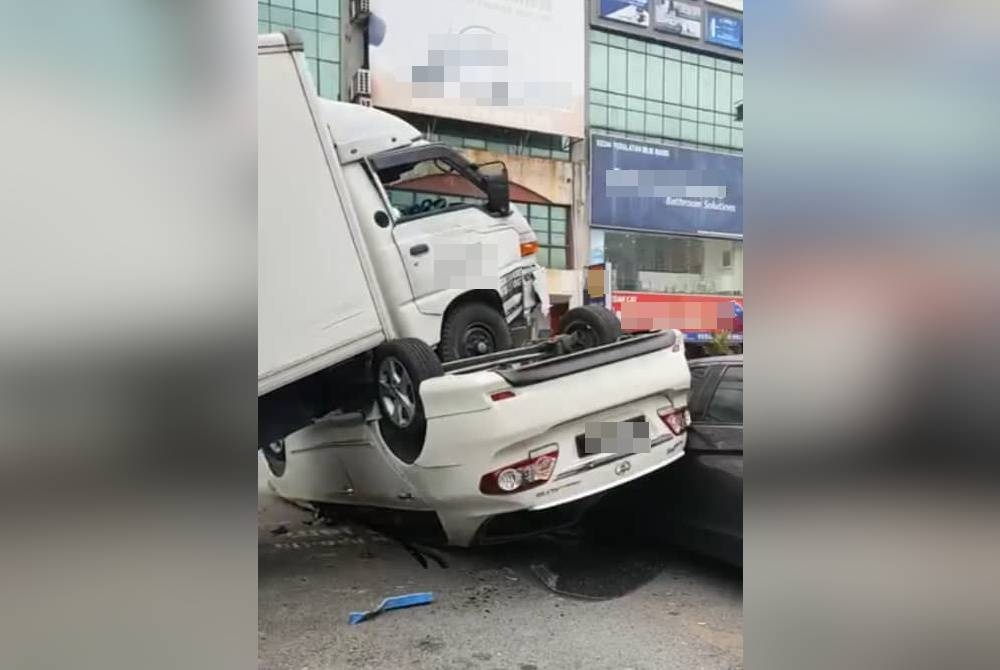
[374, 338, 443, 464]
[439, 302, 513, 362]
[559, 305, 623, 351]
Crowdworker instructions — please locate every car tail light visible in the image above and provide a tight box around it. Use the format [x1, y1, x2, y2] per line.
[490, 390, 516, 402]
[519, 240, 539, 257]
[479, 445, 558, 495]
[657, 407, 691, 435]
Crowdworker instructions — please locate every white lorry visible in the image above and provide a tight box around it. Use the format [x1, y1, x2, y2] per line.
[259, 30, 626, 447]
[258, 32, 692, 545]
[260, 30, 545, 445]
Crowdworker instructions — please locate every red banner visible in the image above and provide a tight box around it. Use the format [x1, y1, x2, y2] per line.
[612, 291, 743, 340]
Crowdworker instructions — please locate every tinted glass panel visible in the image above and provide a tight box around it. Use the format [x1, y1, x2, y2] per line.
[589, 29, 743, 152]
[705, 366, 742, 424]
[689, 365, 711, 420]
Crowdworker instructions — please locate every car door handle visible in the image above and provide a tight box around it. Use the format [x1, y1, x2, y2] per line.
[409, 244, 429, 256]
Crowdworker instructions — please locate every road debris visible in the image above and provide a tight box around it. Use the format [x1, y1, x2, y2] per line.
[348, 592, 434, 625]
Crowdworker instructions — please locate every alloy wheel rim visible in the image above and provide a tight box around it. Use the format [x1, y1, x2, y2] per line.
[378, 357, 416, 428]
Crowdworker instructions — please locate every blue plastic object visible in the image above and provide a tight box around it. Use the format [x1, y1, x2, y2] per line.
[348, 592, 434, 625]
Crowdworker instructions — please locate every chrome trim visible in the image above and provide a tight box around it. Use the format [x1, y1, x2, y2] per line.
[555, 434, 677, 481]
[651, 433, 675, 447]
[554, 453, 629, 481]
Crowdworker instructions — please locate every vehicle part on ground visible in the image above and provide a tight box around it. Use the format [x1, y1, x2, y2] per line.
[347, 592, 434, 624]
[558, 305, 624, 351]
[439, 301, 513, 362]
[373, 338, 443, 463]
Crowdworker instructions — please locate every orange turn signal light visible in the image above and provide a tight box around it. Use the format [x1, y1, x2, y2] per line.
[519, 241, 539, 257]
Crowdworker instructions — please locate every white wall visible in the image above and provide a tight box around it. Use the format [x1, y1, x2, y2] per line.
[547, 268, 583, 308]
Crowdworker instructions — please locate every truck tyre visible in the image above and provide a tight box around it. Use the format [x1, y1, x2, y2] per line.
[439, 302, 513, 362]
[374, 338, 444, 464]
[559, 305, 623, 351]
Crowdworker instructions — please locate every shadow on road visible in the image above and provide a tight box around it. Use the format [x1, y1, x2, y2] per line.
[261, 492, 740, 603]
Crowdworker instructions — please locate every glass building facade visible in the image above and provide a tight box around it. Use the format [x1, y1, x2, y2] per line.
[258, 1, 341, 100]
[589, 30, 743, 151]
[588, 27, 743, 298]
[602, 230, 743, 296]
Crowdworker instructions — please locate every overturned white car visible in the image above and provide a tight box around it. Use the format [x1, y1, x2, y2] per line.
[265, 330, 691, 546]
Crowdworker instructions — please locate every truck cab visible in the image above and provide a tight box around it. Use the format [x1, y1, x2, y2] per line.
[316, 100, 549, 361]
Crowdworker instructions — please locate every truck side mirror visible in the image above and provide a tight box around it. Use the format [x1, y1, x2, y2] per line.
[484, 173, 510, 215]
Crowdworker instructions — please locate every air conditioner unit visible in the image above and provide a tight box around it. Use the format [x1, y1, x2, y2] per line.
[349, 68, 371, 100]
[355, 96, 372, 108]
[349, 0, 371, 24]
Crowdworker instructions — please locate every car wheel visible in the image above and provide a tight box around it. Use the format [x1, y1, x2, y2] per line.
[262, 439, 286, 477]
[439, 302, 513, 362]
[374, 338, 443, 464]
[558, 305, 623, 351]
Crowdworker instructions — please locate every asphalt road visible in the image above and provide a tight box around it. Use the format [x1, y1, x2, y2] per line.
[258, 458, 742, 670]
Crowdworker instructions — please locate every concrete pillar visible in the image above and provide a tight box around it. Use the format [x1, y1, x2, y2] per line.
[340, 0, 366, 102]
[570, 137, 589, 270]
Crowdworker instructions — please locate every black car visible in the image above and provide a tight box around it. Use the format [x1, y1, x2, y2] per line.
[586, 355, 743, 566]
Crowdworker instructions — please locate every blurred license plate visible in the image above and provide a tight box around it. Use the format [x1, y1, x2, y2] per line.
[576, 418, 651, 456]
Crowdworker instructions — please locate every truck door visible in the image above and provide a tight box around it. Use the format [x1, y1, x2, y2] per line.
[369, 146, 521, 313]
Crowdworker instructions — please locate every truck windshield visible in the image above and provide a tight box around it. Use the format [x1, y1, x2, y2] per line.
[370, 144, 499, 221]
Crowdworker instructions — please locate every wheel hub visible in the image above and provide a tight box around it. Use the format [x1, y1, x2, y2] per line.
[567, 323, 598, 350]
[462, 324, 496, 357]
[378, 357, 416, 428]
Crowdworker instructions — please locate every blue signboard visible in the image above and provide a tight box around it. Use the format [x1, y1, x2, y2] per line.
[599, 0, 650, 27]
[590, 134, 743, 237]
[706, 11, 743, 51]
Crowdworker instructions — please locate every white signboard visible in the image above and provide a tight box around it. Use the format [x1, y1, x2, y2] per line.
[369, 0, 585, 138]
[705, 0, 744, 12]
[653, 1, 703, 40]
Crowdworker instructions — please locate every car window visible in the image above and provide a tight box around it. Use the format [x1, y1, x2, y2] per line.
[704, 365, 742, 425]
[689, 365, 711, 420]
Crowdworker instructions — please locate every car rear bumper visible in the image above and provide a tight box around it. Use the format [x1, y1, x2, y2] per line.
[415, 434, 685, 546]
[408, 400, 687, 545]
[411, 340, 690, 545]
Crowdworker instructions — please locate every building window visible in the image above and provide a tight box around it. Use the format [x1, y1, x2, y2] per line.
[259, 1, 340, 100]
[525, 203, 569, 270]
[589, 29, 742, 151]
[601, 229, 742, 296]
[387, 190, 570, 270]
